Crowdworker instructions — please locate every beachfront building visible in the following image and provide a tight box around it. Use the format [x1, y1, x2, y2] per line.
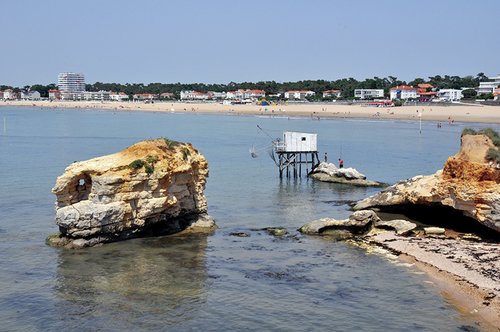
[110, 92, 129, 101]
[284, 90, 316, 100]
[475, 74, 500, 95]
[323, 90, 341, 98]
[3, 89, 19, 100]
[206, 91, 226, 99]
[160, 92, 174, 99]
[416, 84, 438, 101]
[180, 90, 206, 100]
[354, 89, 384, 99]
[20, 90, 41, 100]
[48, 90, 61, 100]
[57, 90, 111, 101]
[244, 89, 266, 99]
[494, 87, 500, 101]
[134, 93, 158, 100]
[0, 91, 3, 99]
[58, 72, 85, 93]
[390, 86, 419, 100]
[438, 89, 463, 101]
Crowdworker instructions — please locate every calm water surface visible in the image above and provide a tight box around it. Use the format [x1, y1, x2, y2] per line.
[1, 105, 499, 331]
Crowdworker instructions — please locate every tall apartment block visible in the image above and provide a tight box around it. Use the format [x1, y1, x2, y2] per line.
[58, 72, 86, 92]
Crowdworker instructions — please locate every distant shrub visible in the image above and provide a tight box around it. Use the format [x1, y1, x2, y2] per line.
[461, 127, 477, 135]
[146, 155, 159, 164]
[144, 164, 154, 174]
[129, 159, 145, 169]
[182, 147, 191, 160]
[164, 136, 178, 150]
[486, 148, 500, 163]
[479, 128, 500, 147]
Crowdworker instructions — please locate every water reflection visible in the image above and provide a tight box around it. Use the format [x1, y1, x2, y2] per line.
[53, 231, 213, 330]
[272, 177, 374, 224]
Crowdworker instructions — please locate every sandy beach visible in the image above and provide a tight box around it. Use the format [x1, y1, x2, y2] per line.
[2, 100, 500, 124]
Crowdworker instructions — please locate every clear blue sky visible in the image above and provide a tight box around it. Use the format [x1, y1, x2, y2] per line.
[1, 0, 497, 87]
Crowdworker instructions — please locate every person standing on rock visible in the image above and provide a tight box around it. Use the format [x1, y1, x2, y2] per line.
[339, 158, 343, 168]
[324, 152, 327, 163]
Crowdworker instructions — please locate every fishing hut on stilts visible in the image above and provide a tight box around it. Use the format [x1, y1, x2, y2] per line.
[256, 125, 319, 178]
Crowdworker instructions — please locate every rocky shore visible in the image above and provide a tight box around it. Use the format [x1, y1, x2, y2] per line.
[301, 130, 500, 327]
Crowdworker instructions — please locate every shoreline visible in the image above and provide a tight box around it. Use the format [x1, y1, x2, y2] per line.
[2, 100, 500, 124]
[368, 231, 500, 328]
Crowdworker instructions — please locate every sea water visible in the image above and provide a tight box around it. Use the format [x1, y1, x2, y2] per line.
[0, 105, 498, 331]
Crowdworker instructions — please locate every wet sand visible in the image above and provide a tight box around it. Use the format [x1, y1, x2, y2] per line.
[2, 100, 500, 124]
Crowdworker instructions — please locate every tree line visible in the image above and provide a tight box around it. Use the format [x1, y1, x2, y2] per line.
[2, 73, 495, 99]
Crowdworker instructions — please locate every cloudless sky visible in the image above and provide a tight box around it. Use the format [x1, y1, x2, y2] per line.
[1, 0, 498, 87]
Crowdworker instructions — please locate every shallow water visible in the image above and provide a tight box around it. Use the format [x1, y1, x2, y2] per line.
[1, 106, 499, 331]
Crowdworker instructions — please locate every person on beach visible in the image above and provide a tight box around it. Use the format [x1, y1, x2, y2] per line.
[324, 152, 327, 162]
[339, 158, 343, 168]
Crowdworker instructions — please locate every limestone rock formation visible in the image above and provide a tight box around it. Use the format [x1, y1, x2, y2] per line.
[299, 210, 417, 238]
[47, 138, 215, 249]
[354, 133, 500, 233]
[374, 219, 417, 236]
[299, 210, 380, 236]
[309, 162, 387, 187]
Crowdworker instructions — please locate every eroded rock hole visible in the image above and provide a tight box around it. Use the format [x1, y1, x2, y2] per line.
[375, 204, 500, 241]
[74, 173, 92, 203]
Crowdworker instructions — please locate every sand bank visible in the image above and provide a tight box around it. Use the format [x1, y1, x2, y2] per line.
[2, 100, 500, 124]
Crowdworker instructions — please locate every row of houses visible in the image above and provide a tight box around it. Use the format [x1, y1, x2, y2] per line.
[3, 74, 499, 102]
[180, 89, 337, 100]
[45, 90, 175, 101]
[0, 89, 41, 100]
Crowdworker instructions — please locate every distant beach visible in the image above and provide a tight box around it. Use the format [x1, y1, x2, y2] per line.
[2, 100, 500, 124]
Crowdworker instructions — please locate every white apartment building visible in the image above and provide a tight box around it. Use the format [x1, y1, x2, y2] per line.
[284, 90, 315, 100]
[60, 91, 111, 101]
[476, 74, 500, 95]
[58, 72, 86, 92]
[438, 89, 463, 101]
[389, 86, 419, 100]
[354, 89, 384, 99]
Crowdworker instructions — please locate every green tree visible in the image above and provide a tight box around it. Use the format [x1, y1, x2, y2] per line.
[462, 88, 477, 99]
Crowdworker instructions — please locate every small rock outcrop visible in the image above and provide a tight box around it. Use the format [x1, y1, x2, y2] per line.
[354, 133, 500, 233]
[47, 138, 215, 249]
[299, 210, 380, 236]
[309, 162, 387, 187]
[299, 210, 417, 238]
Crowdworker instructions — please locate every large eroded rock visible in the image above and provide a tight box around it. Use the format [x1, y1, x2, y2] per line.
[354, 133, 500, 233]
[47, 138, 215, 248]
